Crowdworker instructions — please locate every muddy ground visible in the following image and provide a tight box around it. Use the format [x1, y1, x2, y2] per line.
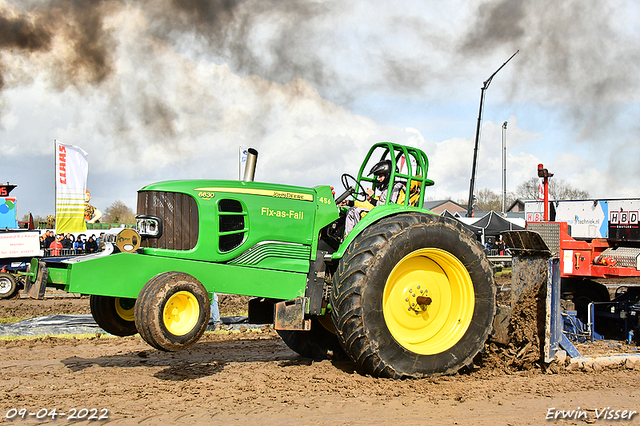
[2, 286, 640, 425]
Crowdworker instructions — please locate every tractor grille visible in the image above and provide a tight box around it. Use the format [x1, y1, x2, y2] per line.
[218, 199, 246, 252]
[137, 191, 199, 250]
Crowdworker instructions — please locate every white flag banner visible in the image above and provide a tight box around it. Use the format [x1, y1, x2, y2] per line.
[398, 154, 418, 176]
[538, 179, 544, 201]
[538, 178, 554, 201]
[55, 140, 88, 233]
[239, 146, 248, 179]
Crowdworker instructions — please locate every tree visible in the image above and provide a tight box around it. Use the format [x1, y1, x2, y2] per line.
[103, 200, 135, 224]
[475, 188, 501, 212]
[472, 188, 519, 212]
[17, 213, 47, 229]
[21, 213, 46, 224]
[515, 177, 590, 200]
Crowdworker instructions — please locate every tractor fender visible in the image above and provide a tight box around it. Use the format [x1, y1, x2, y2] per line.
[331, 206, 437, 260]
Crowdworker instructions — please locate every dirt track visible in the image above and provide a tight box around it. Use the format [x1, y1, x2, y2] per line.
[1, 296, 640, 425]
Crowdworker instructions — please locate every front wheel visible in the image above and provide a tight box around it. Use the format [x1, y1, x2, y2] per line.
[331, 213, 496, 378]
[134, 272, 210, 351]
[90, 295, 138, 336]
[0, 272, 17, 299]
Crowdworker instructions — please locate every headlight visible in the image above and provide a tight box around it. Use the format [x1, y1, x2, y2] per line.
[136, 215, 163, 238]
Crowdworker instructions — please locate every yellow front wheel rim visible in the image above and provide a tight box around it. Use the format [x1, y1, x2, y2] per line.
[383, 248, 475, 355]
[163, 291, 200, 336]
[114, 297, 136, 322]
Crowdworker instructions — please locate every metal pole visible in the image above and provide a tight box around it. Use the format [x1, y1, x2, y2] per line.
[466, 87, 485, 217]
[543, 175, 550, 221]
[466, 50, 519, 218]
[53, 139, 57, 230]
[502, 121, 508, 214]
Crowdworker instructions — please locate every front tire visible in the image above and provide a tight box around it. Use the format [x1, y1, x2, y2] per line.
[135, 272, 210, 351]
[90, 295, 138, 336]
[0, 272, 17, 299]
[331, 213, 496, 378]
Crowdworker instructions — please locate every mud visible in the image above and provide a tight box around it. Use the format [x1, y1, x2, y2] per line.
[0, 294, 250, 320]
[2, 291, 640, 425]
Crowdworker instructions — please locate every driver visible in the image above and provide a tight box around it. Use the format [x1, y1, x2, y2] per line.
[339, 160, 405, 236]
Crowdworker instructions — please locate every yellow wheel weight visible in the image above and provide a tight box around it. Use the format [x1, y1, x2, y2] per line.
[382, 248, 475, 355]
[163, 291, 200, 336]
[114, 297, 136, 322]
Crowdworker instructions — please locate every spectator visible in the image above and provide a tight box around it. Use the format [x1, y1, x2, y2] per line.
[210, 293, 222, 330]
[86, 236, 98, 253]
[61, 233, 73, 249]
[73, 236, 85, 254]
[43, 230, 55, 249]
[49, 234, 64, 256]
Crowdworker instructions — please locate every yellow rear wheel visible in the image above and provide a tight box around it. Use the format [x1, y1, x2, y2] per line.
[383, 248, 474, 355]
[331, 213, 496, 378]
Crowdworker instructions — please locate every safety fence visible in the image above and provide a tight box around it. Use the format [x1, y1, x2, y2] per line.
[42, 248, 102, 257]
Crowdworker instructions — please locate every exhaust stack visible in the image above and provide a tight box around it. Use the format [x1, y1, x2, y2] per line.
[242, 148, 259, 182]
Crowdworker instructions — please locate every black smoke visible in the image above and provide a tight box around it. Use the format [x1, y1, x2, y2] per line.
[0, 1, 114, 90]
[459, 0, 640, 141]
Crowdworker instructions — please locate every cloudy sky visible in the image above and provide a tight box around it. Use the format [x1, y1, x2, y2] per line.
[2, 0, 640, 218]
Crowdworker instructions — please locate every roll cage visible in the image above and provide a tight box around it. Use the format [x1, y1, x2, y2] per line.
[354, 142, 434, 208]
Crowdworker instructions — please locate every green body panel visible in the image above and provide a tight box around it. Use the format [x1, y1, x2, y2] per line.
[310, 185, 341, 258]
[47, 266, 69, 288]
[57, 252, 307, 300]
[140, 180, 330, 264]
[226, 241, 312, 273]
[44, 180, 339, 300]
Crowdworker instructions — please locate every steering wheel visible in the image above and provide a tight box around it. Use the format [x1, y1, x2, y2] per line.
[340, 173, 367, 202]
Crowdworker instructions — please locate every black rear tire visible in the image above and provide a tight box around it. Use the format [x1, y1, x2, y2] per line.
[331, 213, 496, 378]
[0, 272, 17, 299]
[277, 315, 347, 360]
[134, 272, 210, 351]
[90, 295, 138, 336]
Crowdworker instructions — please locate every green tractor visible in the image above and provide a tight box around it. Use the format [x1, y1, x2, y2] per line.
[24, 142, 496, 378]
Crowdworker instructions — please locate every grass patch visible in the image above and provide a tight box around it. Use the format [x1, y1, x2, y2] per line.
[0, 332, 115, 341]
[0, 317, 31, 324]
[495, 267, 512, 278]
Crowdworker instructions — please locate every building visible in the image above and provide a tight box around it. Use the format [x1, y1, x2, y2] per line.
[423, 199, 466, 215]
